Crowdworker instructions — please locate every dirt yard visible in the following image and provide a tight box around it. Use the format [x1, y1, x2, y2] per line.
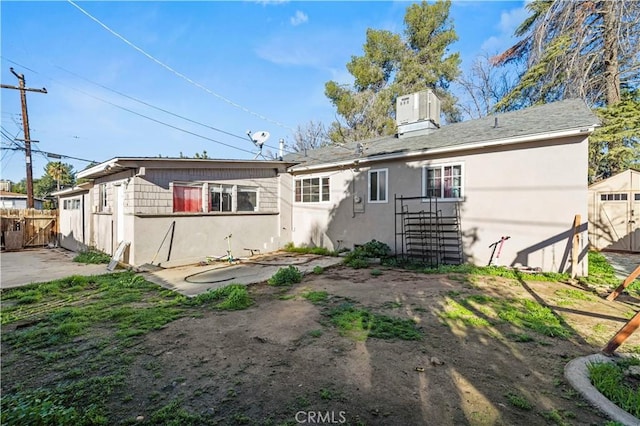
[3, 264, 640, 425]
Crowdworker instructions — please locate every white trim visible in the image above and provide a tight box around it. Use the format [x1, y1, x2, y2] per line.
[294, 176, 331, 204]
[368, 168, 388, 204]
[288, 127, 595, 173]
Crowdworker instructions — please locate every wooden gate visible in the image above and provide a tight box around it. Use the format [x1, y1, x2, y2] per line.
[1, 208, 58, 250]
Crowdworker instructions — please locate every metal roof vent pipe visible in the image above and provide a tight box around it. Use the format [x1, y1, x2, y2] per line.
[396, 90, 441, 139]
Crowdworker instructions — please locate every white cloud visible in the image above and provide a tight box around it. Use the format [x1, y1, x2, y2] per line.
[255, 0, 288, 5]
[480, 5, 530, 53]
[290, 10, 308, 26]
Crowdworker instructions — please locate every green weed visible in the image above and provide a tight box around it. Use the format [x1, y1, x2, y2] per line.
[370, 269, 383, 276]
[302, 291, 328, 304]
[73, 249, 111, 264]
[439, 299, 490, 327]
[268, 266, 303, 286]
[327, 303, 421, 341]
[190, 284, 252, 310]
[312, 265, 324, 274]
[505, 392, 532, 410]
[588, 358, 640, 417]
[283, 242, 336, 256]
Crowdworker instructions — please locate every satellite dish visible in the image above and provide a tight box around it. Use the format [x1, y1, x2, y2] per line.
[246, 130, 271, 159]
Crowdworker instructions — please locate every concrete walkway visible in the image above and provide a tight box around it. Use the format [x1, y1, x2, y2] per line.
[601, 252, 640, 281]
[0, 248, 114, 289]
[142, 253, 343, 297]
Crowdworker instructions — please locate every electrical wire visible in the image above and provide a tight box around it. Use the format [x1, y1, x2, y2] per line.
[3, 57, 362, 171]
[54, 65, 249, 143]
[67, 0, 295, 132]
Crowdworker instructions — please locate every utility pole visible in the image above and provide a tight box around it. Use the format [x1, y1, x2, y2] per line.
[1, 67, 47, 208]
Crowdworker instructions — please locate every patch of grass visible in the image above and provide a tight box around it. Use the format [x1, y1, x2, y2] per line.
[505, 392, 532, 410]
[73, 249, 111, 264]
[312, 265, 324, 274]
[283, 242, 336, 256]
[319, 387, 343, 401]
[308, 329, 323, 338]
[554, 288, 593, 301]
[370, 269, 383, 276]
[588, 358, 640, 417]
[302, 290, 328, 304]
[507, 332, 535, 343]
[421, 264, 569, 283]
[496, 298, 571, 338]
[581, 251, 619, 286]
[278, 294, 296, 301]
[190, 284, 252, 310]
[327, 303, 421, 341]
[439, 299, 491, 327]
[148, 399, 214, 425]
[540, 409, 572, 426]
[268, 266, 303, 286]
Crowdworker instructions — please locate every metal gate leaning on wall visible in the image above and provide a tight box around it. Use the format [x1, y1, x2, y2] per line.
[0, 208, 58, 250]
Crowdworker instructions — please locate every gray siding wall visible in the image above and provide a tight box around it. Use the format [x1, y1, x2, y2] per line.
[133, 168, 279, 215]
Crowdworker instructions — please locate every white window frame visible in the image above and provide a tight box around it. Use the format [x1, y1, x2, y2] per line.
[600, 193, 629, 202]
[368, 168, 388, 203]
[99, 183, 108, 212]
[207, 183, 259, 213]
[294, 177, 330, 203]
[422, 163, 464, 200]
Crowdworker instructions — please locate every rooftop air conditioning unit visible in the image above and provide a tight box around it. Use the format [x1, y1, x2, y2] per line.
[396, 90, 441, 127]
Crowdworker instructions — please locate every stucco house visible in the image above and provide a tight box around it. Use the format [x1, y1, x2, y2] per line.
[588, 169, 640, 252]
[0, 191, 44, 209]
[56, 158, 294, 267]
[56, 95, 598, 275]
[284, 96, 599, 275]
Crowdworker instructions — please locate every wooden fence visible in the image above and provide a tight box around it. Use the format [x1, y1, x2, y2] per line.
[1, 208, 58, 250]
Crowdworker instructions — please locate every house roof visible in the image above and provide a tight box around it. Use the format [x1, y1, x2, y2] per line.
[0, 191, 45, 201]
[285, 98, 600, 172]
[588, 169, 640, 189]
[77, 157, 298, 180]
[51, 182, 93, 197]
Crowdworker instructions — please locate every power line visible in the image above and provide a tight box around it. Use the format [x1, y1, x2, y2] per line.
[2, 59, 353, 170]
[67, 0, 295, 132]
[55, 65, 249, 143]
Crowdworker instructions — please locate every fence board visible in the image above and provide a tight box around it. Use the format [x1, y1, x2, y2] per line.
[1, 208, 58, 249]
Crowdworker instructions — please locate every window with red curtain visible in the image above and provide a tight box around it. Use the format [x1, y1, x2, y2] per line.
[173, 185, 202, 212]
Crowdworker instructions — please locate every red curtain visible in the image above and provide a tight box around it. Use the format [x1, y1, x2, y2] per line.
[173, 186, 201, 212]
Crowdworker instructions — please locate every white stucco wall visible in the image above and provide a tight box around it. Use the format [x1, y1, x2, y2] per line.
[291, 135, 589, 274]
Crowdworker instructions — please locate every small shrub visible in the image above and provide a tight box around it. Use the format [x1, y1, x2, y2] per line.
[73, 249, 111, 264]
[283, 242, 336, 256]
[268, 266, 302, 286]
[190, 284, 252, 310]
[312, 266, 324, 274]
[302, 291, 328, 304]
[370, 269, 383, 276]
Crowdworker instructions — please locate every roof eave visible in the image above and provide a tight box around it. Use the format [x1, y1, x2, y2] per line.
[287, 125, 597, 174]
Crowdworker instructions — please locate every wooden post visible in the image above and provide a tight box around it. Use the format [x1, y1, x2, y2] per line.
[602, 312, 640, 355]
[606, 265, 640, 301]
[571, 214, 581, 278]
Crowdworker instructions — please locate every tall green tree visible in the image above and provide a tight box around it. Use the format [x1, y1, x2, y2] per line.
[34, 162, 75, 198]
[493, 0, 640, 182]
[493, 0, 640, 110]
[325, 0, 461, 143]
[589, 89, 640, 181]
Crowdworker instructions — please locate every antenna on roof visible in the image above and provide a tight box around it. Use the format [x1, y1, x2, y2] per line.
[246, 130, 270, 160]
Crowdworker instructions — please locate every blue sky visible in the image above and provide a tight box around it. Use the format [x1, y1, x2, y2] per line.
[1, 1, 528, 184]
